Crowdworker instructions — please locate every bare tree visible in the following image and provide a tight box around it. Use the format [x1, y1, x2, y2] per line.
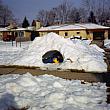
[45, 9, 56, 26]
[0, 0, 16, 26]
[78, 8, 87, 22]
[37, 9, 49, 26]
[88, 11, 97, 23]
[68, 8, 78, 23]
[37, 0, 73, 26]
[68, 7, 86, 23]
[56, 0, 72, 24]
[82, 0, 97, 14]
[82, 0, 110, 25]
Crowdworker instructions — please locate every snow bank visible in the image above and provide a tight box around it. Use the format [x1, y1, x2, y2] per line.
[0, 73, 109, 110]
[104, 39, 110, 48]
[14, 32, 107, 72]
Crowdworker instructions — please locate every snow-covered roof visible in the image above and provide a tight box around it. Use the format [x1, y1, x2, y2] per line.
[76, 23, 110, 29]
[38, 23, 109, 32]
[0, 27, 34, 32]
[38, 24, 85, 31]
[0, 28, 8, 31]
[16, 27, 34, 31]
[55, 24, 86, 30]
[16, 28, 27, 31]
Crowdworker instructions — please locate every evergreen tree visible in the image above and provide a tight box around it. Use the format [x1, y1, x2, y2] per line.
[31, 20, 36, 26]
[74, 12, 81, 23]
[88, 11, 97, 23]
[22, 16, 30, 28]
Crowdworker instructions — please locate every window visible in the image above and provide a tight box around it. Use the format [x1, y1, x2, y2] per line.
[77, 32, 80, 34]
[65, 32, 68, 36]
[86, 31, 89, 35]
[19, 31, 24, 37]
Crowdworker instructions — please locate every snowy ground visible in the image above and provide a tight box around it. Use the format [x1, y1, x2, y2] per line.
[0, 36, 110, 109]
[0, 73, 110, 110]
[0, 41, 31, 65]
[0, 33, 108, 72]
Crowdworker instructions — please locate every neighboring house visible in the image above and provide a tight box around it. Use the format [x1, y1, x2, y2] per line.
[0, 26, 38, 42]
[0, 28, 7, 40]
[15, 27, 33, 42]
[0, 27, 16, 41]
[15, 27, 39, 41]
[37, 23, 110, 40]
[0, 20, 40, 42]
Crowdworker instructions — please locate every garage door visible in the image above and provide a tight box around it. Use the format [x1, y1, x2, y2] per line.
[93, 32, 104, 40]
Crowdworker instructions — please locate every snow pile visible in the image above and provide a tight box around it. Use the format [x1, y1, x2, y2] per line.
[14, 32, 107, 72]
[104, 39, 110, 48]
[0, 73, 109, 110]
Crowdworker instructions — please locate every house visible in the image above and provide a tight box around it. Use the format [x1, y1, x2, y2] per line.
[37, 23, 110, 40]
[15, 20, 40, 41]
[15, 27, 33, 41]
[0, 23, 18, 41]
[0, 26, 38, 41]
[0, 20, 41, 41]
[15, 27, 40, 41]
[0, 27, 17, 41]
[0, 28, 7, 40]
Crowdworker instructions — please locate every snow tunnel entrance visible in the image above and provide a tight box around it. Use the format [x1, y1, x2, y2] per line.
[42, 50, 64, 64]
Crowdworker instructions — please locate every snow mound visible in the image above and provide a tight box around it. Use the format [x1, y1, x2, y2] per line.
[14, 32, 107, 72]
[0, 73, 108, 110]
[104, 39, 110, 48]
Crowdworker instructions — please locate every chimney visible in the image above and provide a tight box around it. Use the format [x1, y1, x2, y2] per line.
[36, 20, 41, 30]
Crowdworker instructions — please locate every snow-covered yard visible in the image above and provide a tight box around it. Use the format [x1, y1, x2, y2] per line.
[0, 73, 109, 110]
[0, 41, 31, 65]
[0, 33, 110, 110]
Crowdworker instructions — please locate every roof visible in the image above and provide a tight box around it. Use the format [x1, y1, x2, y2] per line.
[0, 28, 8, 31]
[15, 27, 34, 31]
[75, 23, 110, 29]
[37, 23, 110, 32]
[0, 26, 34, 32]
[38, 24, 85, 31]
[16, 28, 27, 31]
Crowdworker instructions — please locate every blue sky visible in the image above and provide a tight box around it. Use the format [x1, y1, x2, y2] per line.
[3, 0, 81, 24]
